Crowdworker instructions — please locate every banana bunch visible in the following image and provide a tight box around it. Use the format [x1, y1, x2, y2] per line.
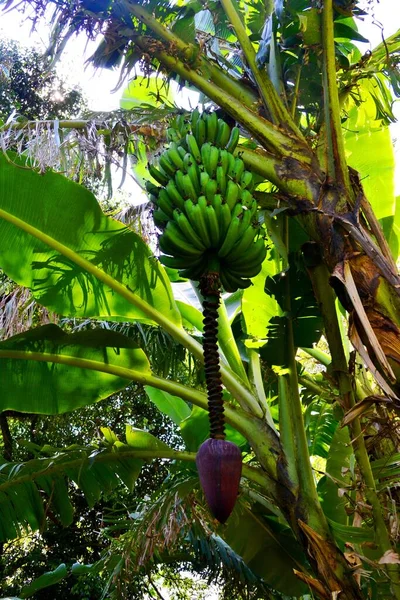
[146, 110, 267, 292]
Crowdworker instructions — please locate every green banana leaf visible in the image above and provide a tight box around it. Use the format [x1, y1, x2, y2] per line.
[222, 498, 307, 596]
[0, 426, 170, 542]
[0, 324, 150, 414]
[20, 564, 68, 599]
[0, 154, 180, 325]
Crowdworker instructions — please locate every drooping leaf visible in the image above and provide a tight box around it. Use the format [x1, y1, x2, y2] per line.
[144, 386, 191, 426]
[0, 324, 150, 414]
[20, 564, 68, 598]
[0, 154, 181, 326]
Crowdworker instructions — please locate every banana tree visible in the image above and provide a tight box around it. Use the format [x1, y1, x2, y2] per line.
[0, 0, 400, 598]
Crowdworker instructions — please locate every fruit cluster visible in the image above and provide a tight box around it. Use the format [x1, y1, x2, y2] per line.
[146, 110, 266, 292]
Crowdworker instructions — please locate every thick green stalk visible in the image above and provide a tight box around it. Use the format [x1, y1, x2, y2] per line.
[305, 247, 400, 598]
[248, 349, 277, 431]
[321, 0, 352, 203]
[279, 218, 327, 534]
[134, 37, 313, 165]
[301, 346, 331, 367]
[123, 1, 259, 109]
[217, 300, 251, 390]
[219, 0, 302, 137]
[236, 146, 320, 203]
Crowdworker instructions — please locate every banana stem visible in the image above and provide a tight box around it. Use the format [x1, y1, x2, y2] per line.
[199, 273, 226, 440]
[219, 0, 302, 138]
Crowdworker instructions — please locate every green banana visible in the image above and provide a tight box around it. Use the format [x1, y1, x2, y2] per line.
[186, 134, 202, 164]
[156, 189, 174, 218]
[165, 179, 185, 210]
[148, 164, 169, 186]
[178, 145, 187, 159]
[187, 199, 212, 247]
[159, 254, 198, 270]
[145, 180, 161, 197]
[208, 145, 219, 178]
[190, 108, 200, 132]
[205, 178, 218, 203]
[166, 143, 185, 170]
[240, 170, 253, 190]
[159, 153, 177, 178]
[222, 270, 252, 292]
[237, 206, 252, 237]
[160, 222, 203, 257]
[179, 255, 209, 280]
[219, 149, 230, 174]
[153, 208, 169, 230]
[228, 260, 263, 279]
[200, 171, 210, 194]
[205, 111, 218, 143]
[216, 165, 227, 195]
[226, 126, 240, 153]
[225, 180, 240, 211]
[224, 225, 258, 261]
[240, 189, 253, 209]
[195, 118, 206, 147]
[205, 205, 220, 247]
[218, 216, 241, 257]
[231, 157, 245, 182]
[166, 127, 181, 143]
[182, 173, 198, 202]
[220, 202, 232, 240]
[211, 194, 222, 221]
[232, 238, 267, 268]
[201, 142, 212, 176]
[216, 119, 231, 148]
[173, 209, 206, 251]
[175, 169, 188, 198]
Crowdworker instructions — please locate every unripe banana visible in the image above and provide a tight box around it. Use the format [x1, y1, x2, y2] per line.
[180, 255, 209, 281]
[175, 169, 188, 198]
[216, 119, 231, 148]
[220, 202, 232, 240]
[211, 194, 222, 221]
[219, 149, 230, 175]
[167, 143, 185, 170]
[159, 254, 194, 270]
[186, 134, 202, 164]
[200, 171, 210, 194]
[165, 179, 185, 210]
[191, 108, 200, 132]
[153, 208, 169, 230]
[205, 111, 218, 143]
[230, 157, 245, 183]
[226, 126, 240, 153]
[240, 189, 254, 209]
[205, 178, 218, 203]
[156, 189, 175, 218]
[159, 153, 177, 178]
[187, 198, 211, 247]
[222, 270, 252, 292]
[201, 142, 212, 176]
[218, 216, 241, 257]
[237, 206, 252, 237]
[224, 225, 258, 262]
[166, 127, 181, 143]
[225, 180, 240, 211]
[145, 180, 161, 197]
[195, 119, 206, 147]
[216, 165, 227, 195]
[182, 173, 199, 202]
[205, 205, 220, 247]
[233, 238, 267, 268]
[240, 170, 253, 190]
[208, 146, 219, 178]
[228, 260, 263, 279]
[148, 164, 169, 186]
[161, 222, 203, 257]
[173, 209, 206, 251]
